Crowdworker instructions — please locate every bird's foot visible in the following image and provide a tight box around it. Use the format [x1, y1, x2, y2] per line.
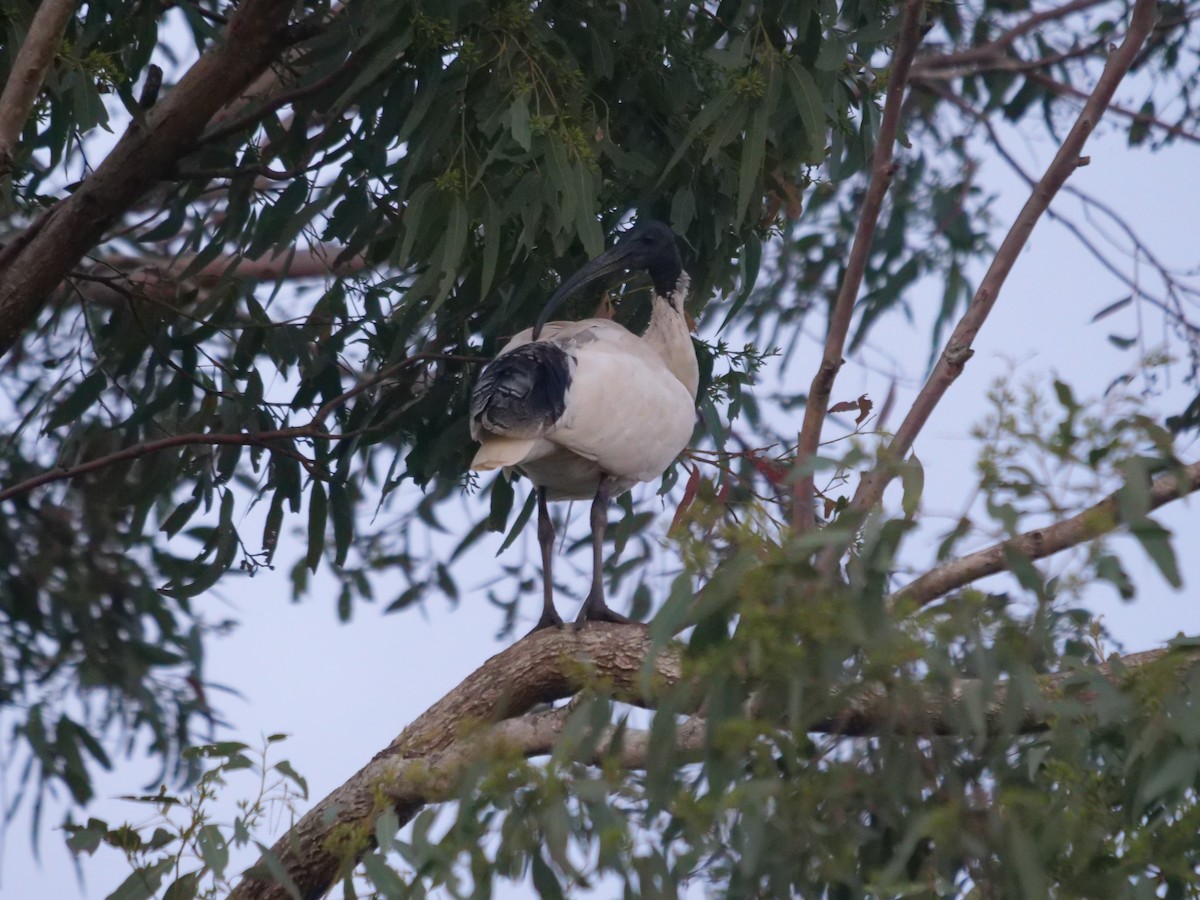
[526, 606, 564, 636]
[574, 593, 631, 629]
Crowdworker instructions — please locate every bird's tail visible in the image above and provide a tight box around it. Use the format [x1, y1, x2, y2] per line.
[471, 437, 535, 472]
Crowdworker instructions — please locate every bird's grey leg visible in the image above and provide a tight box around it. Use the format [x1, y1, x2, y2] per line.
[529, 487, 564, 633]
[576, 476, 630, 626]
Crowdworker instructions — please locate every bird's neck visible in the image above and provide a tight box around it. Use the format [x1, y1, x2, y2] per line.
[642, 273, 699, 398]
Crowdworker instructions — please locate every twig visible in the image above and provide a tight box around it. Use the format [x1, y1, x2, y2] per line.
[0, 0, 78, 174]
[0, 353, 480, 504]
[181, 0, 229, 26]
[911, 38, 1111, 82]
[820, 0, 1160, 572]
[934, 83, 1200, 344]
[139, 64, 163, 109]
[0, 429, 313, 504]
[792, 0, 927, 533]
[310, 352, 479, 426]
[910, 0, 1108, 76]
[890, 458, 1200, 610]
[989, 0, 1109, 50]
[198, 58, 353, 146]
[1026, 70, 1200, 146]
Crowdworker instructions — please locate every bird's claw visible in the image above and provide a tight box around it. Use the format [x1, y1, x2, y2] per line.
[527, 607, 564, 636]
[573, 594, 631, 629]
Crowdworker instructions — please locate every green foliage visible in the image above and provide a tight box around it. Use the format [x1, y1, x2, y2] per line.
[66, 736, 305, 900]
[952, 372, 1186, 599]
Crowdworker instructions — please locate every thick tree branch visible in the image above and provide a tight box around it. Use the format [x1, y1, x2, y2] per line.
[228, 619, 1200, 900]
[889, 459, 1200, 610]
[65, 247, 371, 315]
[0, 0, 300, 361]
[0, 0, 77, 175]
[227, 625, 683, 900]
[493, 707, 708, 769]
[792, 0, 927, 533]
[822, 0, 1159, 569]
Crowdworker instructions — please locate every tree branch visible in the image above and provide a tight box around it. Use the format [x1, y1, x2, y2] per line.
[1027, 70, 1200, 146]
[909, 0, 1108, 77]
[792, 0, 927, 533]
[0, 354, 473, 504]
[0, 0, 299, 361]
[910, 38, 1110, 83]
[0, 428, 313, 504]
[201, 4, 347, 145]
[88, 245, 369, 289]
[199, 56, 354, 147]
[822, 0, 1160, 569]
[227, 625, 684, 900]
[889, 458, 1200, 610]
[0, 0, 78, 175]
[227, 618, 1200, 900]
[931, 82, 1200, 348]
[492, 707, 708, 769]
[987, 0, 1110, 50]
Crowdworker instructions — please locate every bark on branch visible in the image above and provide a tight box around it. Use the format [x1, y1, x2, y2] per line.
[822, 0, 1160, 569]
[0, 0, 300, 360]
[889, 458, 1200, 610]
[813, 645, 1185, 736]
[227, 620, 1198, 900]
[0, 0, 78, 175]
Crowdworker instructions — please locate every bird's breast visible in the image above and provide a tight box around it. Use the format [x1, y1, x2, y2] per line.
[543, 337, 696, 483]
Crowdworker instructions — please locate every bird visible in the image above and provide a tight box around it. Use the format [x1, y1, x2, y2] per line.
[469, 221, 699, 631]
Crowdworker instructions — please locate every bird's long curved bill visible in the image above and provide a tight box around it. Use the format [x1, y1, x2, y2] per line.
[532, 243, 638, 340]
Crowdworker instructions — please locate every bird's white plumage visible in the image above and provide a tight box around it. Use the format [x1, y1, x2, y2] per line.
[471, 279, 698, 500]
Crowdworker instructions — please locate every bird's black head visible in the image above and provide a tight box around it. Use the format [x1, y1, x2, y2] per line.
[614, 221, 683, 297]
[533, 220, 683, 338]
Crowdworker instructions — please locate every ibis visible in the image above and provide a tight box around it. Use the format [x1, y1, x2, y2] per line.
[469, 221, 699, 630]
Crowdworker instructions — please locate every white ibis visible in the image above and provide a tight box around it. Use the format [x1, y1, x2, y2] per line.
[469, 221, 699, 630]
